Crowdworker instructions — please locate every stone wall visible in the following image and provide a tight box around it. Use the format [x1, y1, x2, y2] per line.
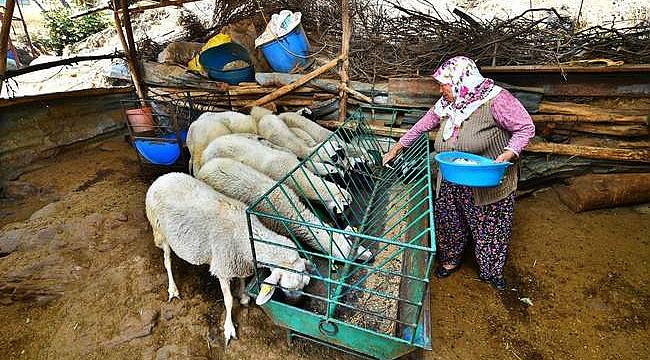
[0, 89, 132, 185]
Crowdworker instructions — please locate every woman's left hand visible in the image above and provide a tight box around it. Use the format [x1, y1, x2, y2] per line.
[495, 150, 516, 163]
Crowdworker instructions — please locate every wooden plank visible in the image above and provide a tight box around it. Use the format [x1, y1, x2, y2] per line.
[3, 53, 124, 79]
[113, 0, 145, 102]
[0, 87, 133, 108]
[543, 123, 649, 137]
[317, 119, 437, 140]
[246, 56, 341, 108]
[554, 173, 650, 212]
[0, 0, 16, 89]
[125, 0, 205, 14]
[120, 0, 146, 100]
[481, 64, 650, 73]
[526, 141, 649, 163]
[338, 0, 351, 122]
[538, 101, 649, 123]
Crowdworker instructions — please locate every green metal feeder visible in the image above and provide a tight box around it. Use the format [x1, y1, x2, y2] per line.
[246, 106, 436, 359]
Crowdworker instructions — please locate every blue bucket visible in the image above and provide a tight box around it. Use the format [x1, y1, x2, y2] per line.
[199, 42, 255, 85]
[259, 25, 310, 73]
[434, 151, 511, 187]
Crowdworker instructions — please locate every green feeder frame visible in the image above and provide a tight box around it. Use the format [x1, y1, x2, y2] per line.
[246, 105, 436, 359]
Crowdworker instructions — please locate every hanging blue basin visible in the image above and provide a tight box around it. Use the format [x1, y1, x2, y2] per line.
[199, 42, 255, 85]
[133, 132, 186, 166]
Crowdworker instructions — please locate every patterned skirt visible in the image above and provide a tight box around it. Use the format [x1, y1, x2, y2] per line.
[434, 180, 515, 280]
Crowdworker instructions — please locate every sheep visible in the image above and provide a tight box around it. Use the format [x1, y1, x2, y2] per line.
[289, 127, 318, 146]
[278, 111, 333, 143]
[226, 133, 343, 178]
[187, 107, 329, 174]
[196, 158, 372, 261]
[200, 134, 351, 214]
[186, 110, 255, 174]
[145, 172, 310, 344]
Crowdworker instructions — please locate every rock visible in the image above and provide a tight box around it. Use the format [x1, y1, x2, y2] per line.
[2, 181, 39, 200]
[30, 201, 66, 220]
[155, 345, 183, 360]
[0, 254, 70, 305]
[153, 344, 206, 360]
[115, 212, 129, 222]
[0, 229, 23, 256]
[98, 141, 124, 152]
[104, 309, 159, 347]
[141, 308, 160, 325]
[162, 309, 174, 321]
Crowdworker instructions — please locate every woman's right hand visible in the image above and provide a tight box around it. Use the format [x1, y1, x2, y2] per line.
[382, 142, 404, 166]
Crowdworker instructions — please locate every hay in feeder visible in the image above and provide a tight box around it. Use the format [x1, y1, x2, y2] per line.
[339, 189, 407, 335]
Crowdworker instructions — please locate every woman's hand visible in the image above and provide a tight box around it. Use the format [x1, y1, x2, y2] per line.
[382, 142, 404, 166]
[495, 150, 516, 163]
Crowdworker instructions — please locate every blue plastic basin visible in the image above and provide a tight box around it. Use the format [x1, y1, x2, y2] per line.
[259, 25, 310, 73]
[434, 151, 511, 187]
[199, 42, 255, 84]
[133, 132, 186, 166]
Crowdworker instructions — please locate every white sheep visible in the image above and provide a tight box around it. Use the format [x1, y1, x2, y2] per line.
[145, 172, 310, 344]
[222, 132, 343, 178]
[196, 158, 372, 261]
[187, 106, 354, 174]
[200, 134, 351, 214]
[187, 107, 322, 174]
[278, 111, 333, 143]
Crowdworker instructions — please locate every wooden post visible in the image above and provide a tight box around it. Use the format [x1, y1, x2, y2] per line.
[246, 56, 341, 108]
[0, 0, 16, 89]
[14, 0, 37, 58]
[112, 0, 146, 102]
[338, 0, 351, 122]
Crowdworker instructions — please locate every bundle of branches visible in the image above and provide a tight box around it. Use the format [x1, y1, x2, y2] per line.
[238, 0, 650, 82]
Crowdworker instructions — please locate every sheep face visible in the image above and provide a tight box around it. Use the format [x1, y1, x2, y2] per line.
[325, 187, 351, 215]
[313, 140, 346, 165]
[331, 230, 373, 262]
[256, 258, 310, 305]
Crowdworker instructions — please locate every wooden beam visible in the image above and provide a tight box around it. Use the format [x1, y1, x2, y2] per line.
[0, 0, 16, 90]
[2, 53, 123, 79]
[542, 123, 649, 137]
[70, 5, 110, 19]
[316, 119, 437, 140]
[246, 56, 341, 108]
[538, 101, 649, 123]
[532, 114, 648, 124]
[525, 141, 650, 163]
[342, 83, 372, 103]
[125, 0, 204, 14]
[338, 0, 351, 122]
[481, 64, 650, 73]
[120, 0, 145, 98]
[0, 86, 133, 108]
[113, 0, 145, 102]
[14, 0, 36, 57]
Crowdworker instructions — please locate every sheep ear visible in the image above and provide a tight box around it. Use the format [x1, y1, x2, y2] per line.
[256, 270, 280, 305]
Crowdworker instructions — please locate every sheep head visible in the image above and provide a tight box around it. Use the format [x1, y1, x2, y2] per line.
[256, 258, 310, 305]
[331, 229, 373, 262]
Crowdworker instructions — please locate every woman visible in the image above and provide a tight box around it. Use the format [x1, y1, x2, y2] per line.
[382, 56, 535, 290]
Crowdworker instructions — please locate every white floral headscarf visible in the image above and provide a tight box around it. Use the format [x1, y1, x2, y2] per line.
[432, 56, 503, 140]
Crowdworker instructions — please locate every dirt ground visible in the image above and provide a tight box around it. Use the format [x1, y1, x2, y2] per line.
[0, 137, 648, 360]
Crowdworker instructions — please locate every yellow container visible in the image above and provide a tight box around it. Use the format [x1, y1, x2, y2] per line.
[187, 33, 232, 73]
